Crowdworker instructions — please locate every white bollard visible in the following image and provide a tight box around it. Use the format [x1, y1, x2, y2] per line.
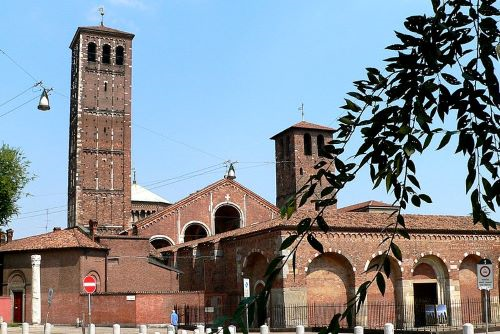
[260, 324, 269, 334]
[89, 324, 95, 334]
[168, 328, 174, 334]
[139, 325, 147, 334]
[155, 332, 160, 334]
[113, 324, 120, 334]
[22, 322, 29, 334]
[44, 323, 52, 334]
[463, 323, 474, 334]
[217, 327, 223, 334]
[180, 330, 187, 334]
[384, 323, 394, 334]
[197, 324, 205, 334]
[228, 325, 236, 334]
[194, 329, 199, 334]
[1, 322, 7, 334]
[206, 328, 212, 334]
[354, 326, 363, 334]
[296, 325, 304, 334]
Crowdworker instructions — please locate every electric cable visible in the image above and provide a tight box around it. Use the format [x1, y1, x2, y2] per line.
[134, 123, 226, 161]
[0, 95, 39, 119]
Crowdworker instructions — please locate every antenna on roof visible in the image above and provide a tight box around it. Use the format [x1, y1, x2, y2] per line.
[298, 103, 304, 121]
[99, 7, 105, 26]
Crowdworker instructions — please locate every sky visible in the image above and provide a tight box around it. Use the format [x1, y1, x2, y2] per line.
[0, 1, 494, 239]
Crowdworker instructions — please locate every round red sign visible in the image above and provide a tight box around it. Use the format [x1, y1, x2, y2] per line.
[83, 275, 97, 294]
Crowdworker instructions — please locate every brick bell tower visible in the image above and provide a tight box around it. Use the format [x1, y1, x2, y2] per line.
[271, 121, 335, 210]
[68, 24, 134, 231]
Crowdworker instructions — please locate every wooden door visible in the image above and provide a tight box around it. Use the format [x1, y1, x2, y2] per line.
[13, 291, 23, 323]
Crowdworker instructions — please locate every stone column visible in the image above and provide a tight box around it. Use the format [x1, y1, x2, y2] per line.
[31, 254, 41, 325]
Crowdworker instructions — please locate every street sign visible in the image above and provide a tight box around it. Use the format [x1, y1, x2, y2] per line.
[243, 278, 250, 298]
[83, 275, 97, 294]
[477, 261, 493, 290]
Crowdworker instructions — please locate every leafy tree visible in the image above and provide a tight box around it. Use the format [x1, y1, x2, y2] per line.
[0, 144, 34, 226]
[229, 0, 499, 333]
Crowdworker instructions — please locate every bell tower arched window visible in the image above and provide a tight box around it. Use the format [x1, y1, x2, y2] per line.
[116, 46, 124, 65]
[317, 135, 325, 157]
[87, 43, 97, 62]
[102, 44, 111, 64]
[304, 133, 312, 156]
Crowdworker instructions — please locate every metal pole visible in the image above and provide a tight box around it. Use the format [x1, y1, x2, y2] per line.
[245, 305, 249, 333]
[88, 293, 92, 330]
[485, 289, 489, 334]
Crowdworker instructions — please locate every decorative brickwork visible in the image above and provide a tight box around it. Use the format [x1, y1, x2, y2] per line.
[68, 26, 134, 230]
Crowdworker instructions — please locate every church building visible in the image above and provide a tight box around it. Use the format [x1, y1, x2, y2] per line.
[0, 23, 497, 329]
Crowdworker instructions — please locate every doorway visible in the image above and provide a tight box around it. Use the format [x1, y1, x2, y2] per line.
[413, 283, 438, 326]
[13, 291, 23, 323]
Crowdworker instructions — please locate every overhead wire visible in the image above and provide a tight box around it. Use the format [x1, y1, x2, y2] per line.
[134, 123, 226, 161]
[0, 82, 41, 108]
[0, 48, 38, 82]
[0, 95, 40, 119]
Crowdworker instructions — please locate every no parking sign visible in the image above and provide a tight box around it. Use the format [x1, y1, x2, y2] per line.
[477, 259, 493, 290]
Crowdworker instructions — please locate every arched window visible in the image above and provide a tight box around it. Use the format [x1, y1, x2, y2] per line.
[102, 44, 111, 64]
[115, 46, 124, 65]
[317, 135, 325, 157]
[214, 205, 241, 234]
[304, 133, 312, 156]
[184, 223, 208, 242]
[87, 43, 97, 62]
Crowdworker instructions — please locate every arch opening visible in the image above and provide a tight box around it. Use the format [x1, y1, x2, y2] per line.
[115, 46, 124, 65]
[184, 223, 208, 242]
[214, 205, 241, 234]
[304, 133, 312, 156]
[102, 44, 111, 64]
[87, 42, 97, 62]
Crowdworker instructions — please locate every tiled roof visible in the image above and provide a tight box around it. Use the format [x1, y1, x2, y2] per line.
[132, 183, 170, 204]
[271, 121, 334, 139]
[338, 200, 397, 212]
[160, 208, 496, 252]
[0, 228, 106, 253]
[129, 178, 279, 232]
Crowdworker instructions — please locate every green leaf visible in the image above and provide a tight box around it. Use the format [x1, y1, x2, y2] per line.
[307, 234, 324, 253]
[383, 256, 392, 278]
[279, 234, 297, 250]
[316, 215, 329, 232]
[411, 194, 421, 207]
[441, 73, 460, 85]
[297, 218, 312, 234]
[390, 242, 402, 261]
[398, 228, 410, 240]
[419, 194, 432, 203]
[407, 174, 420, 189]
[437, 132, 452, 150]
[376, 272, 386, 296]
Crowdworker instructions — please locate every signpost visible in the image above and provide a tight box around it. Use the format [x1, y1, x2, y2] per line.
[477, 259, 493, 334]
[243, 278, 250, 332]
[83, 275, 97, 331]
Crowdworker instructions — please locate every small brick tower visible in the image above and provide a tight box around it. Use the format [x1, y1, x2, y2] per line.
[67, 24, 134, 231]
[271, 121, 334, 210]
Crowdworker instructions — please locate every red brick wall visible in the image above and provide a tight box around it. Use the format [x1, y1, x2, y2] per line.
[90, 292, 204, 326]
[137, 181, 278, 245]
[1, 249, 107, 324]
[68, 29, 133, 230]
[98, 237, 179, 292]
